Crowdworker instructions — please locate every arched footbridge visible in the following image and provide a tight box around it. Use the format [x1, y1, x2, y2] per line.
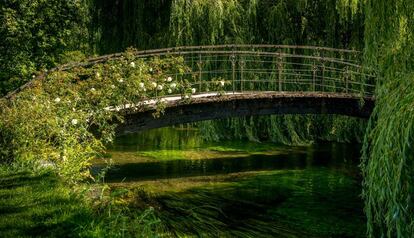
[5, 45, 376, 134]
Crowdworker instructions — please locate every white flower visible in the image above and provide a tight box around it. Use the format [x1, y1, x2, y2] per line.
[157, 85, 164, 91]
[139, 82, 145, 88]
[71, 119, 78, 125]
[118, 79, 124, 83]
[160, 98, 166, 103]
[184, 95, 190, 99]
[32, 75, 36, 79]
[167, 76, 173, 82]
[130, 62, 136, 68]
[149, 68, 153, 72]
[220, 80, 225, 87]
[96, 72, 100, 78]
[191, 88, 196, 94]
[170, 83, 177, 89]
[62, 156, 67, 161]
[90, 88, 96, 92]
[168, 89, 173, 94]
[143, 88, 147, 92]
[54, 97, 61, 103]
[111, 85, 116, 89]
[151, 82, 157, 88]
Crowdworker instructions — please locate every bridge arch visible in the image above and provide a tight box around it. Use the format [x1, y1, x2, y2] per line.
[115, 92, 374, 135]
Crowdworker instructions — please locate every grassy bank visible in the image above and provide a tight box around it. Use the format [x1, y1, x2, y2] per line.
[0, 167, 160, 238]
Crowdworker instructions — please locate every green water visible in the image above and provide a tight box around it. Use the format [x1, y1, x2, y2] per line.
[96, 127, 365, 237]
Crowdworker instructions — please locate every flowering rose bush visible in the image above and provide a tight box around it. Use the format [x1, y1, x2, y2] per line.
[0, 49, 193, 182]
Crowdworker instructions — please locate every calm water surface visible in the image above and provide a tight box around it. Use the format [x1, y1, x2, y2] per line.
[93, 127, 365, 237]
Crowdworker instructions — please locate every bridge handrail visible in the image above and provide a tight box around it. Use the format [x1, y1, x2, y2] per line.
[3, 44, 374, 100]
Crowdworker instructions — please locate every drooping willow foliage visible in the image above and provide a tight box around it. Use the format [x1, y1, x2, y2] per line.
[166, 0, 367, 144]
[361, 0, 414, 236]
[89, 0, 172, 53]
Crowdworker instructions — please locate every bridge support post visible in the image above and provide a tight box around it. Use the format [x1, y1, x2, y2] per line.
[278, 55, 283, 92]
[345, 67, 349, 93]
[240, 59, 245, 92]
[312, 63, 317, 92]
[198, 54, 202, 92]
[231, 53, 236, 93]
[321, 63, 325, 92]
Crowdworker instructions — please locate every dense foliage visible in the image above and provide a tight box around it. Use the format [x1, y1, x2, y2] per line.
[0, 51, 193, 181]
[0, 0, 91, 96]
[361, 0, 414, 236]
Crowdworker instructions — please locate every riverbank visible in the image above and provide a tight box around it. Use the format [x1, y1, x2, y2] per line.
[0, 167, 160, 237]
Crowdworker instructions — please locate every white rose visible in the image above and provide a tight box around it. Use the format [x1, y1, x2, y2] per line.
[167, 76, 173, 82]
[130, 62, 136, 68]
[157, 85, 164, 91]
[220, 80, 225, 87]
[168, 89, 173, 94]
[191, 88, 196, 94]
[170, 83, 177, 89]
[54, 97, 61, 103]
[139, 82, 145, 88]
[152, 82, 157, 88]
[71, 119, 78, 125]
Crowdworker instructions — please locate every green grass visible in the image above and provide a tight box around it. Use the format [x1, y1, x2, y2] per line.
[134, 142, 298, 162]
[137, 150, 189, 160]
[0, 167, 161, 238]
[0, 168, 93, 237]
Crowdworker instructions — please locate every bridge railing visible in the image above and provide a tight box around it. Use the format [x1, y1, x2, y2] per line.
[4, 44, 376, 100]
[133, 45, 376, 97]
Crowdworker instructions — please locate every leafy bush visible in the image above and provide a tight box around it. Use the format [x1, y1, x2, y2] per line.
[0, 0, 90, 95]
[0, 50, 193, 182]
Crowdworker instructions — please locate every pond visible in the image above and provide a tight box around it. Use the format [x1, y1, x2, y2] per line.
[93, 127, 365, 237]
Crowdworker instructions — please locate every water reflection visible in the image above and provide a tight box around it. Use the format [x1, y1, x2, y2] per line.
[95, 127, 365, 237]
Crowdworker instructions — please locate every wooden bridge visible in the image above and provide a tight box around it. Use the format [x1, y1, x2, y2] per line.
[5, 45, 376, 133]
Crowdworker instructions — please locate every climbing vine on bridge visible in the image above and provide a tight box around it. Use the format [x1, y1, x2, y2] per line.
[0, 50, 197, 182]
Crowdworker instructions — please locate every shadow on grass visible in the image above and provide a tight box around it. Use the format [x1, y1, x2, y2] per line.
[0, 170, 93, 238]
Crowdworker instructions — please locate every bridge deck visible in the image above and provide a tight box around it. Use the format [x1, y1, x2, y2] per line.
[115, 91, 375, 134]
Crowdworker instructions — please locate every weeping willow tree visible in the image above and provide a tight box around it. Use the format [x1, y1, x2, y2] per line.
[169, 0, 258, 45]
[361, 0, 414, 236]
[89, 0, 172, 54]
